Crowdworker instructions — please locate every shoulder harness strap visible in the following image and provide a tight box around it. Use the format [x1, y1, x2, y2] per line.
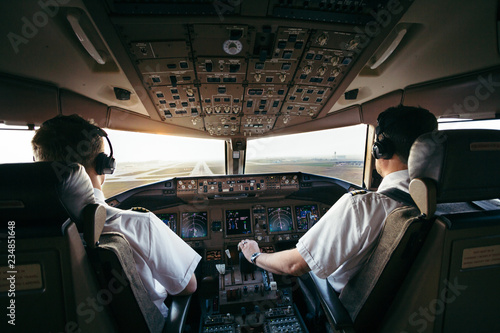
[379, 188, 416, 207]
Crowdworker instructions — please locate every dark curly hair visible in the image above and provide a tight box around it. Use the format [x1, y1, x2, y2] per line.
[32, 114, 104, 171]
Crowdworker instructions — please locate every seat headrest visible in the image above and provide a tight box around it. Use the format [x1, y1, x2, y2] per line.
[409, 129, 500, 203]
[0, 162, 95, 230]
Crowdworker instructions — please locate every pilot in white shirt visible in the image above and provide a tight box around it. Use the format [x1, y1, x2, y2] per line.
[94, 188, 201, 317]
[31, 114, 201, 318]
[296, 170, 408, 292]
[237, 105, 437, 294]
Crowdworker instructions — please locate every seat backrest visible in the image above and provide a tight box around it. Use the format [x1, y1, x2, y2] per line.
[87, 232, 166, 333]
[339, 205, 427, 331]
[0, 162, 115, 332]
[381, 129, 500, 333]
[86, 226, 194, 333]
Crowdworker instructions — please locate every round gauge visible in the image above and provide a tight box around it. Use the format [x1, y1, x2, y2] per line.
[223, 39, 243, 55]
[268, 206, 293, 233]
[181, 212, 208, 239]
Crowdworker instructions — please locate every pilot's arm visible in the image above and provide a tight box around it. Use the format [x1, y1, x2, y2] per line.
[239, 240, 310, 276]
[173, 273, 197, 295]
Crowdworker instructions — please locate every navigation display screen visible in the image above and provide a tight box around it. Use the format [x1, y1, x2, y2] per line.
[157, 213, 177, 233]
[267, 206, 293, 233]
[225, 209, 252, 236]
[181, 212, 208, 239]
[295, 204, 319, 231]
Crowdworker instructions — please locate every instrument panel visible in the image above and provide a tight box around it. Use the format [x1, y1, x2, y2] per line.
[111, 172, 354, 247]
[155, 201, 327, 245]
[176, 174, 300, 195]
[122, 172, 354, 247]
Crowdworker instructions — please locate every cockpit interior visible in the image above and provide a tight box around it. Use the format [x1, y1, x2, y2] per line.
[1, 0, 500, 332]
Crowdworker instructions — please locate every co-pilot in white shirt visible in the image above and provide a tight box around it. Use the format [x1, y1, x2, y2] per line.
[94, 189, 201, 317]
[296, 169, 409, 292]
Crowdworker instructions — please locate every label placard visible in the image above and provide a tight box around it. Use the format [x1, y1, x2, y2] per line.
[0, 264, 43, 292]
[470, 142, 500, 151]
[462, 244, 500, 269]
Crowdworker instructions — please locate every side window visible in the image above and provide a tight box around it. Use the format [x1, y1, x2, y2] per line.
[0, 125, 35, 163]
[438, 119, 500, 130]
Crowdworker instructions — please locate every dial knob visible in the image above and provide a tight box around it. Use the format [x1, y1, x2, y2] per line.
[331, 68, 341, 77]
[316, 33, 329, 46]
[330, 55, 340, 66]
[223, 40, 243, 55]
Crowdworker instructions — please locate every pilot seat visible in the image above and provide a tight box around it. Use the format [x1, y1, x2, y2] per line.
[303, 129, 500, 333]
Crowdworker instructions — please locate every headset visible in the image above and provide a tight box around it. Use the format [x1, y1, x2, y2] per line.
[372, 124, 395, 160]
[94, 127, 116, 175]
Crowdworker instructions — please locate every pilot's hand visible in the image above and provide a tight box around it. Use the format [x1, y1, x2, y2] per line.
[238, 239, 259, 263]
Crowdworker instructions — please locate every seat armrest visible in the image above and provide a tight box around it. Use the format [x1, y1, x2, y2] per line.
[309, 272, 353, 330]
[82, 204, 106, 249]
[163, 294, 192, 333]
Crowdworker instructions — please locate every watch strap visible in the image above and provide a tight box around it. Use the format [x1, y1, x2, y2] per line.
[250, 252, 262, 264]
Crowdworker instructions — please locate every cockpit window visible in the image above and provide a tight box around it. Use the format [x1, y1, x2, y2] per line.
[245, 124, 367, 186]
[438, 118, 500, 130]
[0, 125, 35, 163]
[102, 130, 225, 198]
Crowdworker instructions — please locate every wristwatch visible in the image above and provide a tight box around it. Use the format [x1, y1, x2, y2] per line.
[250, 252, 262, 265]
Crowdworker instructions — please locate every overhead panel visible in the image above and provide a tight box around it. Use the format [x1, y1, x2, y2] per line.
[242, 84, 288, 136]
[107, 0, 414, 138]
[190, 25, 252, 137]
[200, 84, 244, 137]
[276, 86, 332, 129]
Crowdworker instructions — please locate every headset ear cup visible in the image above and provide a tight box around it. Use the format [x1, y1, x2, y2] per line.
[95, 153, 116, 175]
[95, 152, 107, 175]
[372, 139, 394, 159]
[372, 142, 381, 159]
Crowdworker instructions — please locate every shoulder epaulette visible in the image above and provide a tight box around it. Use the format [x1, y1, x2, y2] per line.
[130, 207, 150, 213]
[349, 189, 367, 196]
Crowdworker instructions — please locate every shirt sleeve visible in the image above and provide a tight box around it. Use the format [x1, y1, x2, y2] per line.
[146, 213, 202, 295]
[296, 193, 364, 279]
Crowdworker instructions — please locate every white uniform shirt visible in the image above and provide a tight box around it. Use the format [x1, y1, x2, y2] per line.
[94, 189, 201, 317]
[296, 170, 409, 292]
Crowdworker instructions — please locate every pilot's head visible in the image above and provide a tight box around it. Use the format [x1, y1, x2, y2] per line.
[372, 105, 437, 167]
[32, 114, 115, 177]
